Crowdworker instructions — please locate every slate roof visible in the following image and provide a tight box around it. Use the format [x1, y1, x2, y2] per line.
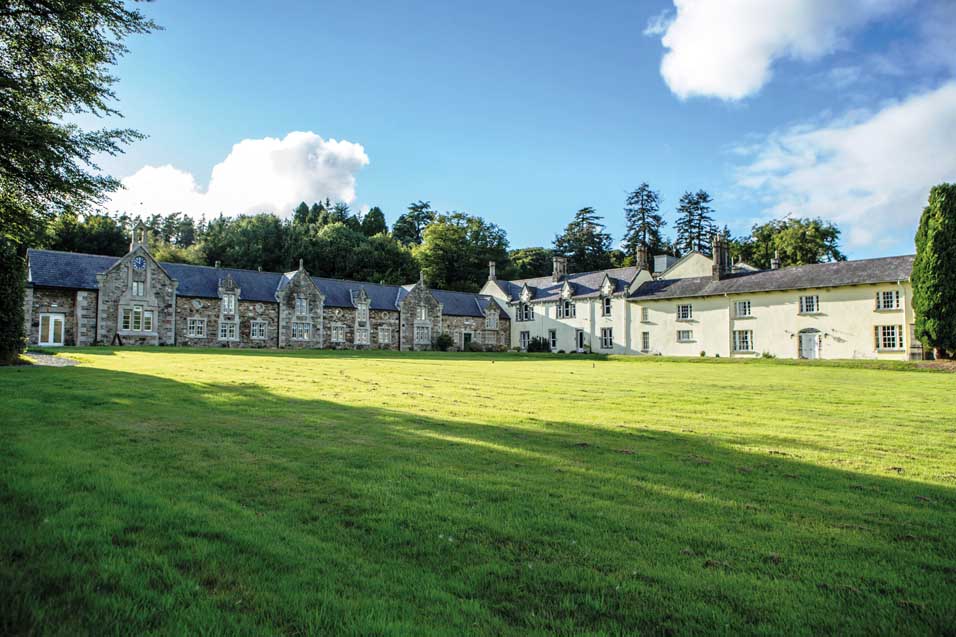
[629, 255, 915, 301]
[26, 249, 501, 317]
[497, 266, 640, 303]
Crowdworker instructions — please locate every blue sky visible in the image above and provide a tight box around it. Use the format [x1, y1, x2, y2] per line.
[97, 0, 956, 258]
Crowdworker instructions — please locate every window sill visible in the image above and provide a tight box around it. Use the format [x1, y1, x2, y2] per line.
[734, 315, 755, 320]
[876, 348, 904, 352]
[676, 318, 695, 323]
[874, 308, 902, 313]
[734, 350, 755, 354]
[677, 340, 696, 344]
[797, 312, 822, 316]
[119, 330, 158, 337]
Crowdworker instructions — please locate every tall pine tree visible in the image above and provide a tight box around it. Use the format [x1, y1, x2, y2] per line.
[622, 183, 665, 262]
[674, 190, 716, 256]
[553, 207, 613, 273]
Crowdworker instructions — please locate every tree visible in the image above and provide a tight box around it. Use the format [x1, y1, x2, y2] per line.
[552, 207, 612, 273]
[414, 212, 509, 291]
[392, 200, 435, 245]
[622, 183, 665, 262]
[200, 214, 289, 272]
[360, 206, 388, 237]
[43, 211, 129, 256]
[733, 217, 846, 269]
[913, 183, 956, 359]
[674, 190, 716, 255]
[293, 202, 311, 226]
[507, 247, 553, 279]
[350, 233, 418, 284]
[0, 1, 156, 364]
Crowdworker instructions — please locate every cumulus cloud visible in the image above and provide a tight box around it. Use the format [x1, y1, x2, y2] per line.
[107, 131, 369, 218]
[647, 0, 910, 100]
[734, 82, 956, 249]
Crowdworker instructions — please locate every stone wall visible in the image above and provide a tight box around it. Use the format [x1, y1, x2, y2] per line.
[276, 269, 325, 349]
[28, 287, 75, 345]
[442, 314, 510, 350]
[398, 283, 443, 351]
[96, 246, 177, 346]
[176, 297, 279, 348]
[322, 307, 401, 349]
[75, 290, 98, 346]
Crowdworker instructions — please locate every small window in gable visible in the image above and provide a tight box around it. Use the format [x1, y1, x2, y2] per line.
[295, 296, 308, 316]
[131, 281, 144, 297]
[222, 294, 236, 314]
[602, 297, 612, 316]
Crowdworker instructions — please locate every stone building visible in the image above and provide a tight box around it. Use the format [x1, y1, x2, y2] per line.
[24, 224, 510, 351]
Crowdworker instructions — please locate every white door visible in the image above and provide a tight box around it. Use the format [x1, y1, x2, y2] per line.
[799, 332, 818, 359]
[39, 313, 65, 346]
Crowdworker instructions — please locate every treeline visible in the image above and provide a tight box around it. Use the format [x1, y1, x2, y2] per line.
[40, 186, 846, 292]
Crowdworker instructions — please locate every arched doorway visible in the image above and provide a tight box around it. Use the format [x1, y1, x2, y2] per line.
[799, 328, 821, 359]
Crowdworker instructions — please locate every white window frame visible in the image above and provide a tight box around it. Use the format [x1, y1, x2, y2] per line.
[676, 304, 693, 321]
[222, 294, 236, 315]
[876, 290, 901, 310]
[735, 300, 751, 317]
[187, 318, 206, 338]
[519, 331, 530, 350]
[414, 324, 431, 345]
[600, 327, 613, 349]
[218, 320, 238, 341]
[330, 323, 345, 343]
[295, 296, 308, 316]
[121, 307, 132, 331]
[132, 305, 143, 331]
[876, 324, 903, 351]
[355, 326, 370, 345]
[416, 306, 429, 321]
[548, 329, 557, 351]
[641, 331, 650, 352]
[142, 310, 154, 333]
[131, 281, 145, 297]
[641, 306, 649, 322]
[250, 320, 267, 340]
[38, 312, 66, 347]
[733, 330, 753, 352]
[378, 324, 391, 345]
[357, 304, 369, 322]
[558, 300, 576, 319]
[485, 313, 498, 330]
[799, 295, 820, 314]
[518, 303, 534, 322]
[602, 297, 612, 317]
[677, 329, 694, 343]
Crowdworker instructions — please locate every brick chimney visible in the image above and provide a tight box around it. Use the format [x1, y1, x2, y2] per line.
[552, 256, 568, 282]
[711, 232, 732, 281]
[770, 250, 781, 270]
[488, 260, 497, 281]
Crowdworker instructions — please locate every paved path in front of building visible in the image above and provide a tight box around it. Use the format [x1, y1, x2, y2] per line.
[22, 353, 79, 367]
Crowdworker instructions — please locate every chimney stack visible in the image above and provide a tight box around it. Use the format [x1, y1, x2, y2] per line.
[770, 250, 781, 270]
[488, 260, 497, 281]
[635, 244, 650, 272]
[711, 231, 732, 281]
[552, 256, 568, 282]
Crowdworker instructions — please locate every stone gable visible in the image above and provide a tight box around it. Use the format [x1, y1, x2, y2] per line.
[276, 268, 325, 349]
[96, 245, 177, 346]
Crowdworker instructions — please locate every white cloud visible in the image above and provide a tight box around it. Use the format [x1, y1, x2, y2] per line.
[648, 0, 910, 100]
[106, 131, 369, 218]
[734, 82, 956, 249]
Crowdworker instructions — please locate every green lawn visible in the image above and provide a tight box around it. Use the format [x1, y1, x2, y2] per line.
[1, 349, 954, 635]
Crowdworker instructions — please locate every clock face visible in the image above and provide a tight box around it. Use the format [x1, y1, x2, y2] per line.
[132, 256, 146, 271]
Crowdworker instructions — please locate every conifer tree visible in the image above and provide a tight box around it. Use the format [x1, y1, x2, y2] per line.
[913, 183, 956, 359]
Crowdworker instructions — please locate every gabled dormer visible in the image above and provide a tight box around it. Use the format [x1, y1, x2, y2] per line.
[560, 280, 575, 300]
[519, 283, 533, 303]
[276, 259, 325, 348]
[599, 274, 614, 298]
[95, 221, 177, 346]
[352, 287, 371, 346]
[599, 274, 614, 317]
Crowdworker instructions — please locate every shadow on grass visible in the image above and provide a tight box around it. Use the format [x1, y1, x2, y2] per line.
[1, 365, 954, 635]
